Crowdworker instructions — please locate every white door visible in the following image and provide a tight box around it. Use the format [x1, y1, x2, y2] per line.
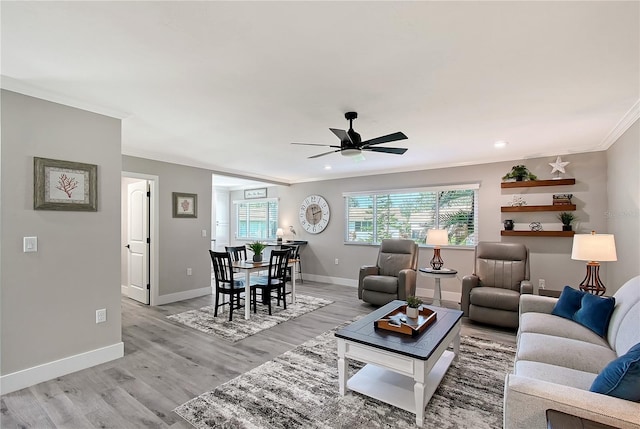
[214, 189, 230, 251]
[127, 180, 150, 304]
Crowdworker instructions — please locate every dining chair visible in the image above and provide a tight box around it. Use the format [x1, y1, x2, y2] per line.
[280, 244, 302, 285]
[251, 248, 290, 315]
[209, 250, 252, 321]
[225, 245, 248, 262]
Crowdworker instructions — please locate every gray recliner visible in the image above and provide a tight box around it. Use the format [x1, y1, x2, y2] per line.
[461, 242, 532, 329]
[358, 239, 418, 306]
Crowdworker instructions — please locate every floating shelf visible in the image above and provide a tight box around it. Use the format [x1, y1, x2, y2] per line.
[501, 204, 576, 212]
[501, 231, 575, 237]
[501, 178, 576, 189]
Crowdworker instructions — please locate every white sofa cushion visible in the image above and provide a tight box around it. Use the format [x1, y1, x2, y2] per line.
[514, 360, 596, 390]
[517, 332, 616, 373]
[519, 312, 610, 348]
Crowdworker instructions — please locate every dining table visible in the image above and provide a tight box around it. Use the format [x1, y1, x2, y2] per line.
[231, 259, 298, 320]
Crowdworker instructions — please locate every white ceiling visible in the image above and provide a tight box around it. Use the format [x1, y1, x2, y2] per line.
[2, 1, 638, 185]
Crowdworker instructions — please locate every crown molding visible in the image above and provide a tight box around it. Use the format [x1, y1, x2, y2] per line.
[599, 99, 640, 149]
[1, 75, 130, 119]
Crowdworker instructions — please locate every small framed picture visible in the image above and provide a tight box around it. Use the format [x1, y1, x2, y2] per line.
[34, 157, 98, 211]
[173, 192, 197, 218]
[244, 188, 267, 199]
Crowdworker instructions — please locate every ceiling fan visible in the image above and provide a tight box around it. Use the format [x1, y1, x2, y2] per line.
[292, 112, 408, 159]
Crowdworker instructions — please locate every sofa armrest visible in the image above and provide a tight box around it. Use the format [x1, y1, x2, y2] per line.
[519, 294, 557, 315]
[358, 265, 379, 299]
[520, 280, 533, 295]
[397, 268, 417, 301]
[504, 374, 640, 429]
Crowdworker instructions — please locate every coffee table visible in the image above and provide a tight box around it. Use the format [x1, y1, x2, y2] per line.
[335, 300, 463, 427]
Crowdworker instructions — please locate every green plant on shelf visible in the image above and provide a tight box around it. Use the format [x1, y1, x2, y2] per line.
[502, 165, 538, 182]
[557, 212, 577, 226]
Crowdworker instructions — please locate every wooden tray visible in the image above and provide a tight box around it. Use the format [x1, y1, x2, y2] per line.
[374, 304, 437, 337]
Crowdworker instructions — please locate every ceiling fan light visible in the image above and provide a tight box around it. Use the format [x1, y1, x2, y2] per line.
[341, 148, 362, 157]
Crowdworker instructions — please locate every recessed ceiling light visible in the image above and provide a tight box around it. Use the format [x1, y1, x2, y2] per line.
[324, 165, 332, 170]
[494, 140, 508, 148]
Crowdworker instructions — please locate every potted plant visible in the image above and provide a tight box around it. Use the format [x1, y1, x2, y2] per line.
[557, 212, 577, 231]
[405, 296, 423, 318]
[502, 165, 538, 182]
[247, 241, 267, 262]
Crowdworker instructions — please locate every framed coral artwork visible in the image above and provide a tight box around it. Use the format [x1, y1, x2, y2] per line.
[33, 157, 98, 211]
[172, 192, 197, 218]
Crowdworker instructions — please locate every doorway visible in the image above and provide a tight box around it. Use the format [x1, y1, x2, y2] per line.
[121, 172, 159, 305]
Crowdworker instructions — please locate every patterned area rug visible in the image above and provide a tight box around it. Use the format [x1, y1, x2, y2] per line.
[167, 294, 333, 343]
[174, 326, 516, 428]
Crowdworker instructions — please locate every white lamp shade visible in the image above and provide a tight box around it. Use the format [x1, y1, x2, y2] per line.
[571, 233, 617, 262]
[276, 228, 284, 237]
[426, 229, 448, 246]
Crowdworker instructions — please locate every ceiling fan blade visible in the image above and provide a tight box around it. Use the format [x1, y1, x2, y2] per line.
[292, 143, 341, 148]
[361, 132, 408, 147]
[308, 149, 342, 159]
[329, 128, 351, 143]
[364, 146, 408, 155]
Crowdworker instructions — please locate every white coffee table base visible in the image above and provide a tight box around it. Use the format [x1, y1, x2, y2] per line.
[337, 320, 460, 427]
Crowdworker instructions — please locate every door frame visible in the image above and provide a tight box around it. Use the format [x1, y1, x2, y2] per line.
[122, 171, 160, 306]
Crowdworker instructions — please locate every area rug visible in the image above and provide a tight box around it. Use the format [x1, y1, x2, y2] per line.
[174, 326, 516, 428]
[167, 294, 333, 343]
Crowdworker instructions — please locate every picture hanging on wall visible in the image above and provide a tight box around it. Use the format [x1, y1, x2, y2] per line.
[173, 192, 197, 218]
[33, 157, 98, 211]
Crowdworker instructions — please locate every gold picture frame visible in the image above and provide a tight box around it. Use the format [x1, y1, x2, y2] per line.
[34, 157, 98, 211]
[173, 192, 197, 218]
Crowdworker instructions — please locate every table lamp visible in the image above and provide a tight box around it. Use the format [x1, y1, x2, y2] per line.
[426, 229, 448, 270]
[276, 228, 284, 244]
[571, 231, 617, 295]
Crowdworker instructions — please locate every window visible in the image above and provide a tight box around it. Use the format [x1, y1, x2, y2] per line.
[235, 198, 279, 240]
[344, 184, 478, 246]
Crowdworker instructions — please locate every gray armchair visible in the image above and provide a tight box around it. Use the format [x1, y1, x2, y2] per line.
[461, 242, 532, 329]
[358, 239, 418, 306]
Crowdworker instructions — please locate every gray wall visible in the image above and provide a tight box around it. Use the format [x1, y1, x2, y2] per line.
[122, 156, 212, 299]
[231, 151, 611, 297]
[607, 119, 640, 288]
[1, 90, 122, 375]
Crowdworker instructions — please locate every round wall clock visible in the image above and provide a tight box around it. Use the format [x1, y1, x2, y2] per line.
[299, 195, 330, 234]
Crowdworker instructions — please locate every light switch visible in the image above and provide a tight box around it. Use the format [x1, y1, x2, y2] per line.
[24, 236, 38, 252]
[202, 229, 207, 237]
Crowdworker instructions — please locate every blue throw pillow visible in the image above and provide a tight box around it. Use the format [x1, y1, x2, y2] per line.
[590, 343, 640, 402]
[573, 293, 616, 337]
[551, 286, 615, 337]
[552, 286, 584, 319]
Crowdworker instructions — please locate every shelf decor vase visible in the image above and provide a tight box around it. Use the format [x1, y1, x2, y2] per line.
[504, 219, 514, 230]
[562, 225, 572, 231]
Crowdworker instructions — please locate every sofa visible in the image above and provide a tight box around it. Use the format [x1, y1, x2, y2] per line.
[504, 275, 640, 429]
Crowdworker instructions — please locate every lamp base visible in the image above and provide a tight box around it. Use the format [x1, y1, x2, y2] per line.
[430, 248, 443, 270]
[579, 262, 606, 296]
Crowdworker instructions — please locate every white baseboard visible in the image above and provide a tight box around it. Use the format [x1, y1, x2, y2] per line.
[155, 286, 213, 305]
[121, 284, 128, 294]
[304, 274, 357, 288]
[0, 342, 124, 395]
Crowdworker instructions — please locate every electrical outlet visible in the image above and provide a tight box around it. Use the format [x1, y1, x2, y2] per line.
[187, 268, 192, 276]
[539, 279, 546, 290]
[335, 258, 339, 265]
[96, 309, 107, 324]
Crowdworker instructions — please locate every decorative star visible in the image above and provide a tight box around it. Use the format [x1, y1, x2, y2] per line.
[549, 156, 570, 175]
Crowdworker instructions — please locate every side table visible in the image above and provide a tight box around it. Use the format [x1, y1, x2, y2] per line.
[418, 267, 457, 307]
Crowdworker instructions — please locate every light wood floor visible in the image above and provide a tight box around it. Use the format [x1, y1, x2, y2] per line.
[1, 281, 516, 428]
